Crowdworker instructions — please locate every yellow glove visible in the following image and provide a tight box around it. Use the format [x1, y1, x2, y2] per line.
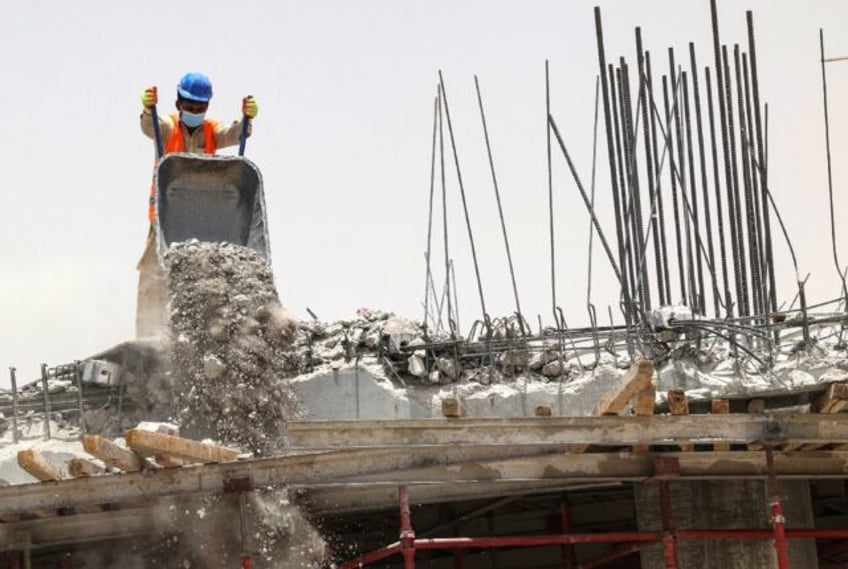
[242, 96, 259, 119]
[141, 86, 158, 111]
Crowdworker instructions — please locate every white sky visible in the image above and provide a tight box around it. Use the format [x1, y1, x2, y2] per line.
[1, 1, 847, 384]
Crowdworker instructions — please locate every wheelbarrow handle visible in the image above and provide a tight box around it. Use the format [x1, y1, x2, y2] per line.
[151, 104, 164, 160]
[238, 117, 250, 157]
[239, 94, 253, 157]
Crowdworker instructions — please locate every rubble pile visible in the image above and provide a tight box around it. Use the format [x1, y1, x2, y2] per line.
[283, 309, 592, 386]
[164, 240, 299, 455]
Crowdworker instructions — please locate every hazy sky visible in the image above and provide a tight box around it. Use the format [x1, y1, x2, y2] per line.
[1, 1, 847, 383]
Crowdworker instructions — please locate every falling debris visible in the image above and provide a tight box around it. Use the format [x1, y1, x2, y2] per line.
[165, 240, 300, 455]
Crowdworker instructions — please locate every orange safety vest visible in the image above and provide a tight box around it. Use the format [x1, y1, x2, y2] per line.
[148, 115, 219, 222]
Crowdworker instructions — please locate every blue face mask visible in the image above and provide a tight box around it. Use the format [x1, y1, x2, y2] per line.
[181, 110, 205, 128]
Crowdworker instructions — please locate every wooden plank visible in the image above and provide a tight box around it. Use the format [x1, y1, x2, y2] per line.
[154, 455, 187, 468]
[632, 384, 657, 453]
[711, 400, 731, 452]
[441, 398, 464, 419]
[534, 405, 553, 417]
[572, 360, 655, 454]
[83, 435, 145, 473]
[125, 429, 240, 464]
[67, 458, 105, 479]
[802, 383, 848, 450]
[591, 359, 655, 416]
[1, 445, 848, 520]
[286, 415, 848, 449]
[667, 390, 692, 452]
[812, 383, 848, 414]
[17, 450, 64, 482]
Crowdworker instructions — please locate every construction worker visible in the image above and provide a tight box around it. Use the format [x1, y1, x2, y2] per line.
[136, 72, 259, 338]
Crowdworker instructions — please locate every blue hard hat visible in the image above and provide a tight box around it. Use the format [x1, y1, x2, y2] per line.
[177, 72, 213, 102]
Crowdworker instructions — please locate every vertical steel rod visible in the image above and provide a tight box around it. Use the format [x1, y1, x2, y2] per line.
[612, 66, 638, 317]
[547, 61, 559, 328]
[475, 75, 523, 323]
[74, 362, 86, 439]
[682, 71, 706, 315]
[646, 52, 672, 304]
[662, 74, 687, 305]
[438, 71, 488, 322]
[622, 57, 651, 314]
[689, 44, 721, 317]
[722, 45, 749, 318]
[9, 367, 19, 445]
[710, 0, 739, 319]
[734, 45, 763, 322]
[438, 86, 454, 336]
[637, 29, 663, 310]
[40, 364, 52, 441]
[705, 68, 733, 316]
[820, 30, 848, 308]
[423, 94, 439, 338]
[742, 53, 768, 325]
[748, 11, 778, 315]
[595, 7, 635, 331]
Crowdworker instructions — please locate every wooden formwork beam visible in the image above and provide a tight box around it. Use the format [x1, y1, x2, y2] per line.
[632, 384, 657, 453]
[83, 435, 145, 473]
[667, 390, 692, 452]
[125, 429, 240, 464]
[571, 360, 655, 454]
[592, 359, 655, 416]
[17, 450, 64, 482]
[711, 400, 731, 452]
[67, 458, 105, 479]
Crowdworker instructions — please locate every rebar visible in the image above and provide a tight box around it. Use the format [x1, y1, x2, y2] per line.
[662, 74, 687, 305]
[710, 0, 739, 319]
[40, 364, 52, 441]
[819, 30, 848, 310]
[438, 85, 453, 336]
[704, 67, 733, 315]
[742, 52, 768, 325]
[612, 66, 638, 316]
[722, 44, 749, 318]
[748, 11, 778, 315]
[475, 75, 524, 326]
[73, 362, 86, 439]
[646, 52, 672, 304]
[547, 61, 558, 327]
[689, 44, 721, 317]
[682, 71, 705, 315]
[548, 114, 627, 310]
[621, 57, 651, 313]
[735, 45, 764, 323]
[423, 94, 439, 338]
[9, 367, 19, 445]
[595, 7, 635, 334]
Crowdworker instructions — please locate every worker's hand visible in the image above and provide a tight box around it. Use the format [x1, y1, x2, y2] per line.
[242, 96, 259, 119]
[141, 86, 158, 111]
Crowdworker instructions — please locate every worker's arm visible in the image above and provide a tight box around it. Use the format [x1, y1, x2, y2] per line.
[213, 119, 252, 149]
[139, 111, 173, 142]
[214, 96, 258, 149]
